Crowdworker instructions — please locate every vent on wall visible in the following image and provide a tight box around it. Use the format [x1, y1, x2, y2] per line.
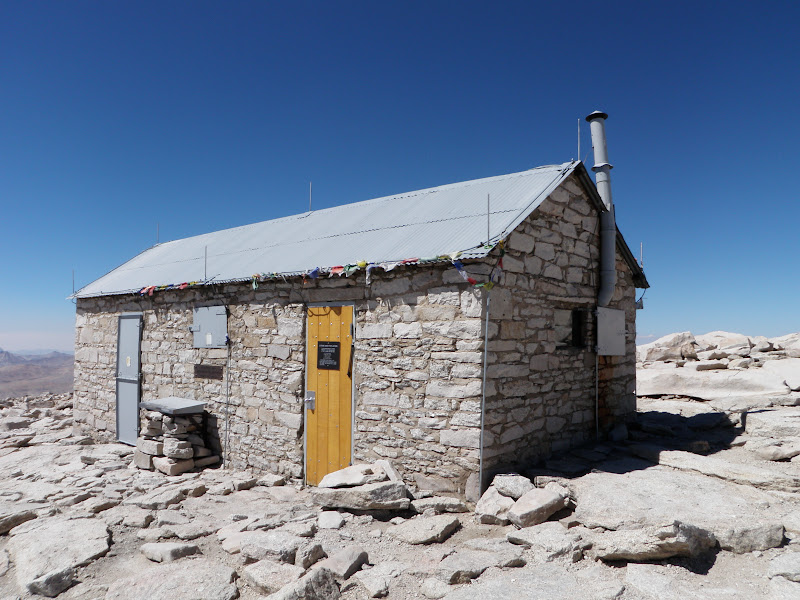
[189, 306, 228, 348]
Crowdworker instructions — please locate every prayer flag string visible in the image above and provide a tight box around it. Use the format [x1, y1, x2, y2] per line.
[141, 241, 505, 297]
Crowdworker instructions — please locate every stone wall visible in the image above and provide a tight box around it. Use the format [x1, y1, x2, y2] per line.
[480, 172, 637, 479]
[73, 265, 487, 485]
[73, 172, 639, 492]
[74, 283, 308, 477]
[350, 271, 489, 497]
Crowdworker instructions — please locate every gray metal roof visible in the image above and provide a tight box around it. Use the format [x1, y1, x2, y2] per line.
[74, 162, 583, 298]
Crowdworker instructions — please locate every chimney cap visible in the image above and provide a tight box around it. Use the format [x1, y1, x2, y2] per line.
[585, 110, 608, 122]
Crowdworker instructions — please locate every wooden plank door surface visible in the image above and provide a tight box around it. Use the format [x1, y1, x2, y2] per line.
[306, 305, 353, 485]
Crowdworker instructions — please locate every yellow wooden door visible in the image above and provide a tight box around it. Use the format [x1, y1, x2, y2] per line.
[306, 305, 353, 485]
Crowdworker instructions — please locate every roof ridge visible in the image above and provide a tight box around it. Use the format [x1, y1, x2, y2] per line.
[157, 162, 572, 247]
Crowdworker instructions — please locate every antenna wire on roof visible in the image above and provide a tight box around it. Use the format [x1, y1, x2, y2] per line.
[486, 194, 490, 244]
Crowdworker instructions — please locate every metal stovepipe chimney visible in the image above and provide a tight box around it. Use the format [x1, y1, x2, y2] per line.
[586, 110, 616, 307]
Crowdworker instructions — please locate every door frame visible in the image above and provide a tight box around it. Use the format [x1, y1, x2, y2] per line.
[115, 312, 143, 445]
[303, 302, 356, 485]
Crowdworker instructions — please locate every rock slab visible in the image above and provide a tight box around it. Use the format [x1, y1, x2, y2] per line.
[105, 558, 238, 600]
[243, 559, 305, 594]
[593, 521, 717, 561]
[0, 501, 37, 534]
[769, 551, 800, 583]
[311, 481, 410, 511]
[240, 531, 305, 564]
[318, 464, 386, 488]
[387, 515, 460, 545]
[7, 516, 111, 597]
[508, 488, 567, 528]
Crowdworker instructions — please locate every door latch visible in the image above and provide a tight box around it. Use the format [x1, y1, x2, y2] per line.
[304, 391, 316, 411]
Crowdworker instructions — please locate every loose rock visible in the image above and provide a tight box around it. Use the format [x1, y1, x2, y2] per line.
[311, 481, 410, 511]
[492, 474, 535, 499]
[436, 547, 523, 584]
[387, 515, 461, 545]
[315, 545, 368, 579]
[421, 577, 451, 599]
[266, 566, 340, 600]
[353, 561, 406, 598]
[140, 542, 199, 563]
[318, 511, 345, 529]
[411, 496, 468, 514]
[318, 464, 387, 488]
[507, 522, 584, 561]
[507, 488, 567, 528]
[240, 531, 305, 564]
[474, 485, 514, 525]
[243, 559, 305, 594]
[716, 521, 785, 553]
[295, 542, 326, 569]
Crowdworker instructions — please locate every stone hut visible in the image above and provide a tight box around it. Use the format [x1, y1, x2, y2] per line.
[72, 158, 648, 498]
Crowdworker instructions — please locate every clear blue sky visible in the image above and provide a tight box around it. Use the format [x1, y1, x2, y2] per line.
[1, 1, 798, 352]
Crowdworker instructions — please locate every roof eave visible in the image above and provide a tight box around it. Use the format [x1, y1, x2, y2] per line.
[573, 163, 649, 289]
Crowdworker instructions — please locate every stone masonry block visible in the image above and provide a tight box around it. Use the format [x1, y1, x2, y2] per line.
[136, 438, 164, 456]
[439, 429, 480, 449]
[134, 449, 155, 470]
[357, 323, 392, 339]
[394, 322, 422, 338]
[508, 231, 535, 254]
[153, 457, 194, 476]
[426, 380, 482, 399]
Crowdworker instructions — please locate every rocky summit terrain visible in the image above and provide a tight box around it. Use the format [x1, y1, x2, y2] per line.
[1, 331, 800, 600]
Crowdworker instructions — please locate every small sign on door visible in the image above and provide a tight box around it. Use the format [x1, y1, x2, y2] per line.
[317, 341, 341, 370]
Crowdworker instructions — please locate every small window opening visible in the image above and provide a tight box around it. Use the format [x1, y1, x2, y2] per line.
[571, 309, 588, 348]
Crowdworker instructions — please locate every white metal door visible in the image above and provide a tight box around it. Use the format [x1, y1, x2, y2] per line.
[116, 313, 142, 445]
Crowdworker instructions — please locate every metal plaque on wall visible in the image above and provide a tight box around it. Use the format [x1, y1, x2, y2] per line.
[194, 364, 224, 380]
[317, 341, 341, 370]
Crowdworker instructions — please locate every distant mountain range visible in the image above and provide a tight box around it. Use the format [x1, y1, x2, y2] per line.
[0, 348, 74, 399]
[13, 348, 75, 357]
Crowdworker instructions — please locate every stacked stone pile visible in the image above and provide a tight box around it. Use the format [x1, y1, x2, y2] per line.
[133, 410, 219, 475]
